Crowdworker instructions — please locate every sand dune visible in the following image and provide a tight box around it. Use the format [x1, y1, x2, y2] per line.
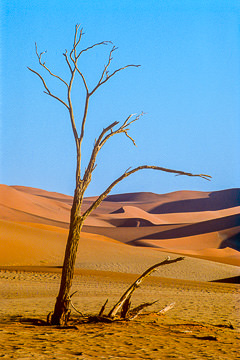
[150, 188, 240, 213]
[0, 184, 239, 267]
[12, 185, 73, 204]
[0, 218, 239, 282]
[136, 214, 240, 241]
[0, 185, 71, 224]
[99, 205, 240, 226]
[104, 189, 210, 204]
[1, 184, 239, 360]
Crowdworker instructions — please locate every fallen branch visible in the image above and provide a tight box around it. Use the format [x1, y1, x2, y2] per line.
[128, 300, 159, 321]
[44, 257, 185, 325]
[108, 256, 184, 319]
[158, 302, 175, 315]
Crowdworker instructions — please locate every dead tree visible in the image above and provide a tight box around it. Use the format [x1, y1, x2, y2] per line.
[28, 25, 211, 325]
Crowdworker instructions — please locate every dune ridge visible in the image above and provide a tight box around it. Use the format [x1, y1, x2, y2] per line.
[0, 184, 239, 269]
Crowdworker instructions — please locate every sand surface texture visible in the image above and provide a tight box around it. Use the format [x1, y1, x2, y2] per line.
[0, 185, 239, 359]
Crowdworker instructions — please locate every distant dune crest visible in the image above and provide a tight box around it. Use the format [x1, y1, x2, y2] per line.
[0, 184, 239, 267]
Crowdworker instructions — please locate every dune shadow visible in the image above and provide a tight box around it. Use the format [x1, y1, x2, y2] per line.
[150, 189, 240, 213]
[211, 276, 240, 284]
[219, 232, 240, 251]
[135, 214, 240, 241]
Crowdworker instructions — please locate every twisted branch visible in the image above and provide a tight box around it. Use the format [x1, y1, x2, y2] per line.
[82, 166, 211, 219]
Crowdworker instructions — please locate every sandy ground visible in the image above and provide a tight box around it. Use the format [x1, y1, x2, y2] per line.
[0, 268, 239, 359]
[1, 185, 240, 359]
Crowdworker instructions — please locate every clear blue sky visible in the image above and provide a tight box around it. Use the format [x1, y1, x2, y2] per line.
[1, 0, 239, 196]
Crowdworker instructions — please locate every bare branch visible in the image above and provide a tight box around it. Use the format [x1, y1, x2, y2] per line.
[128, 300, 159, 320]
[70, 24, 111, 61]
[82, 121, 119, 189]
[82, 113, 142, 193]
[99, 113, 143, 148]
[108, 257, 184, 318]
[70, 24, 84, 61]
[76, 40, 112, 59]
[96, 45, 117, 87]
[63, 50, 73, 73]
[27, 67, 69, 109]
[35, 43, 69, 87]
[75, 26, 84, 56]
[90, 64, 140, 95]
[98, 299, 108, 317]
[78, 93, 90, 150]
[69, 299, 83, 316]
[75, 65, 89, 93]
[82, 165, 211, 219]
[157, 302, 175, 315]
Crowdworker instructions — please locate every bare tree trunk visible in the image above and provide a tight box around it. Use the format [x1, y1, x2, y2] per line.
[51, 186, 83, 325]
[28, 25, 211, 326]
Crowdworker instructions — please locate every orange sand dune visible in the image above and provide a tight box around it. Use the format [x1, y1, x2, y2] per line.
[130, 231, 224, 250]
[155, 247, 240, 267]
[12, 185, 73, 204]
[82, 224, 189, 243]
[94, 205, 240, 226]
[0, 185, 71, 224]
[130, 227, 240, 249]
[1, 185, 240, 360]
[1, 184, 239, 267]
[0, 218, 239, 281]
[137, 214, 240, 240]
[150, 188, 240, 213]
[0, 219, 119, 266]
[104, 190, 210, 204]
[81, 189, 212, 214]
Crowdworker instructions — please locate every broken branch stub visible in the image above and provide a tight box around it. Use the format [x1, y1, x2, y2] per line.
[108, 256, 184, 319]
[128, 300, 159, 321]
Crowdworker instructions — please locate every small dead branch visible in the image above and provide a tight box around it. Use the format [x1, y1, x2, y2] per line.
[47, 312, 53, 325]
[69, 291, 83, 316]
[158, 302, 175, 315]
[98, 299, 108, 317]
[213, 322, 234, 330]
[70, 300, 83, 316]
[193, 335, 218, 341]
[128, 300, 159, 321]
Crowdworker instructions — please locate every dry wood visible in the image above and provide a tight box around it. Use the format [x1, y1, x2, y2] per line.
[98, 299, 108, 317]
[158, 302, 175, 315]
[108, 257, 184, 319]
[128, 300, 159, 321]
[28, 24, 211, 325]
[70, 300, 83, 317]
[120, 297, 131, 319]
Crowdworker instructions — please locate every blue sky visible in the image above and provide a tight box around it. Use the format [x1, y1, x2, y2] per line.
[1, 0, 239, 196]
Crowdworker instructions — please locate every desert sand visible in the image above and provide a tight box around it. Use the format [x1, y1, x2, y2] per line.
[0, 185, 239, 359]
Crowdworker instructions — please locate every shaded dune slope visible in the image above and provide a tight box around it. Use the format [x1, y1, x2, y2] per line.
[1, 185, 239, 267]
[136, 214, 240, 240]
[150, 188, 240, 213]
